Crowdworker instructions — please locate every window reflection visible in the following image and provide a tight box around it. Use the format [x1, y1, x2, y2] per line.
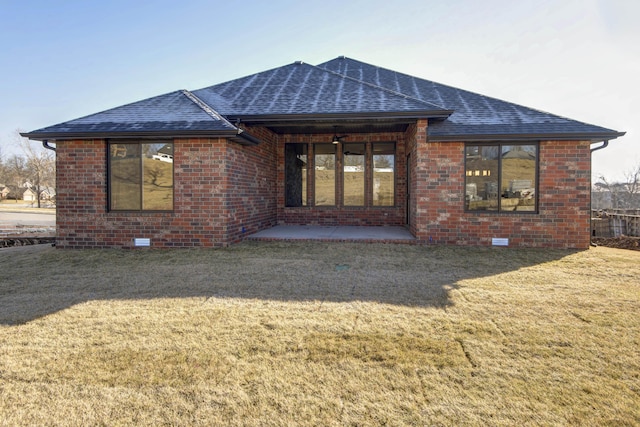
[373, 143, 395, 206]
[109, 142, 174, 211]
[465, 144, 537, 212]
[314, 144, 336, 206]
[343, 143, 365, 206]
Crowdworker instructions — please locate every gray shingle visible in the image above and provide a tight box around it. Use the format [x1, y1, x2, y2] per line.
[25, 90, 237, 137]
[193, 62, 449, 117]
[318, 56, 622, 140]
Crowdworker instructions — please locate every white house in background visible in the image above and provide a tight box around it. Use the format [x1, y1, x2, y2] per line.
[22, 187, 56, 202]
[0, 186, 11, 199]
[23, 188, 37, 202]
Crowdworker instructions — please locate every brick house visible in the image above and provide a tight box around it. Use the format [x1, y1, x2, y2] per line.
[23, 56, 624, 249]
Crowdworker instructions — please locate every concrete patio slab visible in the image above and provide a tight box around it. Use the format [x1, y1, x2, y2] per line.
[247, 225, 416, 243]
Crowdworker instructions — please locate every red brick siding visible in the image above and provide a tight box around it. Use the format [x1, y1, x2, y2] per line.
[404, 121, 423, 237]
[224, 126, 278, 243]
[55, 133, 277, 249]
[55, 139, 108, 248]
[55, 127, 593, 249]
[411, 138, 592, 248]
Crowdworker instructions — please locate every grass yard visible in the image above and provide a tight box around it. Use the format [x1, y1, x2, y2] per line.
[0, 242, 639, 426]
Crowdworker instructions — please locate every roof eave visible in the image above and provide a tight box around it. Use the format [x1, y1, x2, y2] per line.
[20, 129, 262, 146]
[228, 110, 454, 123]
[428, 131, 626, 143]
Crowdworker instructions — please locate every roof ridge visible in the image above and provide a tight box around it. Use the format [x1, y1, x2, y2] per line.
[180, 89, 236, 128]
[311, 62, 450, 112]
[180, 89, 263, 145]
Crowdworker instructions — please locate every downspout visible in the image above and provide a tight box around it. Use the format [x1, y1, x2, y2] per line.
[42, 140, 56, 151]
[590, 140, 608, 153]
[589, 140, 609, 245]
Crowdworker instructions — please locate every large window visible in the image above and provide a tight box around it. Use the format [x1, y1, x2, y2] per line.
[314, 144, 336, 206]
[109, 142, 174, 211]
[285, 144, 307, 207]
[284, 141, 396, 207]
[465, 143, 537, 212]
[373, 142, 395, 206]
[343, 143, 365, 206]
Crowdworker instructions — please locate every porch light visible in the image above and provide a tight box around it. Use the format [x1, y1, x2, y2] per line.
[331, 126, 347, 144]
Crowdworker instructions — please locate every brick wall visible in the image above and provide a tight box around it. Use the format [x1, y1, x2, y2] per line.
[55, 129, 593, 249]
[405, 120, 424, 237]
[55, 133, 277, 249]
[56, 139, 108, 248]
[411, 138, 592, 248]
[224, 126, 278, 243]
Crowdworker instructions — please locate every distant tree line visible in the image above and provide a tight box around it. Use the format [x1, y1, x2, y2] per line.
[593, 163, 640, 210]
[0, 132, 56, 208]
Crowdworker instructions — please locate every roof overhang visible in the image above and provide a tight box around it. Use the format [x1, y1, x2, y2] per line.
[228, 110, 453, 123]
[20, 129, 262, 146]
[428, 131, 626, 143]
[230, 111, 452, 135]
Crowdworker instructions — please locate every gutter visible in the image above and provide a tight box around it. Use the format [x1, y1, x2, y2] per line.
[230, 128, 261, 146]
[430, 131, 626, 143]
[21, 130, 261, 146]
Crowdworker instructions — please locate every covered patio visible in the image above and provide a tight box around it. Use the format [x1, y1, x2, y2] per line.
[248, 225, 416, 244]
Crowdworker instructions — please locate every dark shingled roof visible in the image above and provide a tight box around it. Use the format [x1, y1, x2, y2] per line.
[24, 90, 240, 139]
[23, 56, 623, 143]
[192, 61, 450, 119]
[317, 57, 623, 141]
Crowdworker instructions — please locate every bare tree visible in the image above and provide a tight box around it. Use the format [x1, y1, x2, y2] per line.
[0, 145, 4, 185]
[15, 132, 56, 208]
[2, 154, 28, 201]
[374, 155, 392, 169]
[596, 162, 640, 210]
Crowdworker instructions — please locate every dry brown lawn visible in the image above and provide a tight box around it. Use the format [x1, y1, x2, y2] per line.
[1, 242, 639, 426]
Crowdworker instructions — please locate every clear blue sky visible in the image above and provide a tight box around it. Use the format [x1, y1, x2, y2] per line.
[1, 0, 637, 181]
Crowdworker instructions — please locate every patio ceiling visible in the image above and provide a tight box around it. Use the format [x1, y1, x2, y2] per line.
[241, 117, 422, 135]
